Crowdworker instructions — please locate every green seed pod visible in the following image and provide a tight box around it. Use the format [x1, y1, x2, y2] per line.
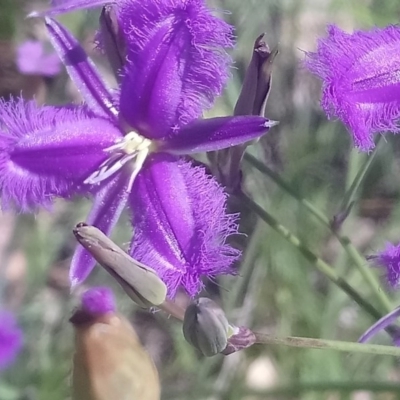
[73, 223, 167, 308]
[183, 298, 229, 357]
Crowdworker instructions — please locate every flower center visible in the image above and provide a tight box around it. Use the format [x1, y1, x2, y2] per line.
[84, 131, 154, 191]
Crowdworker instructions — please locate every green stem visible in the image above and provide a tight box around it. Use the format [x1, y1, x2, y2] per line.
[243, 153, 392, 313]
[245, 382, 400, 397]
[253, 332, 400, 357]
[243, 153, 330, 225]
[341, 136, 382, 212]
[236, 191, 383, 321]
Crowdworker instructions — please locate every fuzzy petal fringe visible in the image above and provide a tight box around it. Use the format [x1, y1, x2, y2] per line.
[118, 0, 234, 139]
[0, 98, 121, 211]
[130, 153, 240, 298]
[306, 24, 400, 151]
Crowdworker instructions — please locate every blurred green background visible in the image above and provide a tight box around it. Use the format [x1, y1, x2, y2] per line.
[2, 0, 400, 399]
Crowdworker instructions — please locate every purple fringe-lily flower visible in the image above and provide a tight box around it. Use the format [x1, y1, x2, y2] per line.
[2, 1, 276, 297]
[306, 24, 400, 151]
[0, 311, 23, 370]
[370, 242, 400, 288]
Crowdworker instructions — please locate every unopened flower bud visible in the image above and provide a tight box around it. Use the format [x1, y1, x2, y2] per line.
[234, 34, 278, 117]
[213, 34, 278, 192]
[73, 224, 167, 308]
[99, 5, 126, 80]
[222, 326, 257, 355]
[183, 298, 229, 357]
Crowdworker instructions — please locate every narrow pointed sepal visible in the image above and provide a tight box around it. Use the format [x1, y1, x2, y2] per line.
[306, 24, 400, 151]
[130, 153, 240, 298]
[119, 0, 234, 138]
[45, 17, 118, 121]
[358, 307, 400, 345]
[29, 0, 112, 17]
[0, 99, 122, 210]
[70, 174, 130, 287]
[161, 116, 277, 154]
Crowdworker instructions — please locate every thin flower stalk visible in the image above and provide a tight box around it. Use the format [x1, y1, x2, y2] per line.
[243, 153, 393, 313]
[236, 190, 384, 321]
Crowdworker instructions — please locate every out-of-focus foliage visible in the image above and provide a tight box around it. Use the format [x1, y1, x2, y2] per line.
[2, 0, 400, 399]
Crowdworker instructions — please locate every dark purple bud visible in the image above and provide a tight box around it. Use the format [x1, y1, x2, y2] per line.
[234, 34, 278, 117]
[221, 326, 257, 355]
[99, 5, 126, 80]
[212, 34, 278, 192]
[330, 201, 354, 231]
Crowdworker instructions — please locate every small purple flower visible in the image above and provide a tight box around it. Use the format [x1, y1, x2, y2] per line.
[81, 286, 116, 314]
[16, 40, 61, 77]
[0, 311, 23, 370]
[370, 242, 400, 287]
[306, 24, 400, 151]
[2, 1, 275, 297]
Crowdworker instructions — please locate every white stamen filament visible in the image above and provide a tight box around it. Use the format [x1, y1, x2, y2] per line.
[84, 131, 153, 188]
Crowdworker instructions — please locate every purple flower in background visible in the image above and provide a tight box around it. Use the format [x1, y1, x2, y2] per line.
[81, 287, 116, 314]
[306, 24, 400, 151]
[370, 242, 400, 287]
[1, 1, 276, 297]
[16, 40, 61, 76]
[29, 0, 113, 17]
[0, 311, 23, 370]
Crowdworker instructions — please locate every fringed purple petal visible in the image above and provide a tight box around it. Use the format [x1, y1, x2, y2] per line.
[0, 311, 23, 370]
[45, 18, 118, 122]
[70, 174, 130, 287]
[30, 0, 112, 17]
[81, 287, 116, 314]
[162, 116, 276, 154]
[130, 153, 240, 298]
[371, 242, 400, 287]
[0, 98, 122, 211]
[118, 0, 234, 139]
[358, 307, 400, 344]
[306, 24, 400, 151]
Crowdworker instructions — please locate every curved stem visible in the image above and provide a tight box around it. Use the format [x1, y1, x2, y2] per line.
[341, 136, 382, 213]
[243, 153, 392, 313]
[236, 191, 383, 321]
